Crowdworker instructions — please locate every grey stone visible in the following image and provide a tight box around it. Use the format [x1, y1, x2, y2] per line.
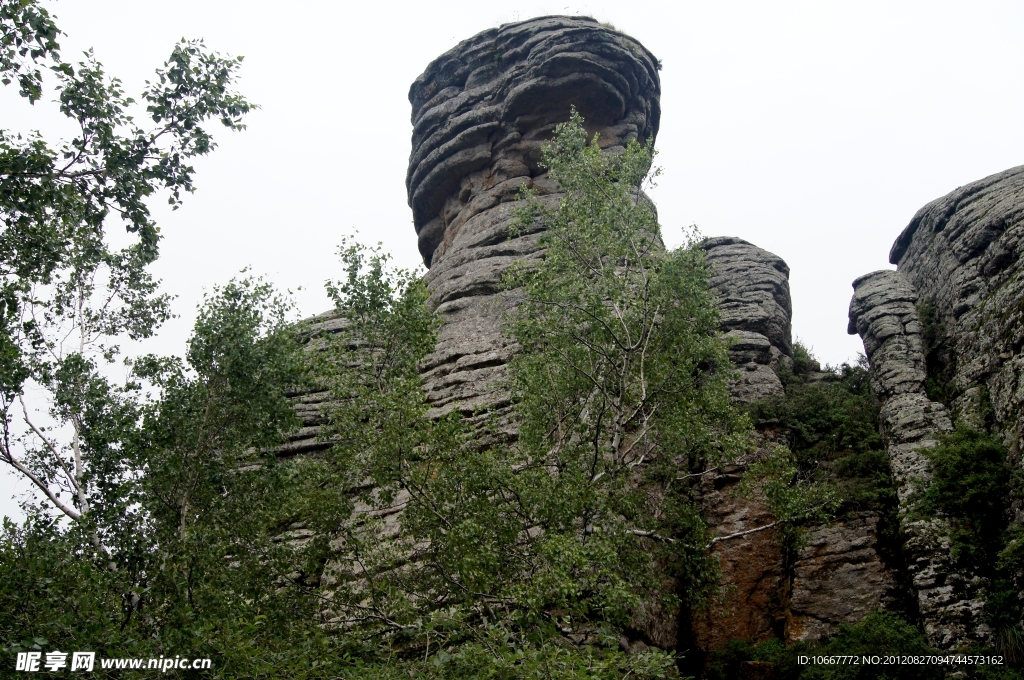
[787, 513, 900, 641]
[853, 166, 1024, 647]
[702, 236, 793, 357]
[848, 269, 989, 647]
[406, 17, 662, 421]
[703, 237, 793, 401]
[889, 165, 1024, 459]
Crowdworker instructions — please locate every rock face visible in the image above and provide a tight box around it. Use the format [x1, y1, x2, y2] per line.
[291, 14, 956, 665]
[786, 513, 904, 642]
[407, 16, 662, 424]
[847, 270, 988, 647]
[688, 240, 900, 659]
[702, 237, 792, 403]
[849, 165, 1024, 647]
[691, 239, 791, 654]
[888, 166, 1024, 457]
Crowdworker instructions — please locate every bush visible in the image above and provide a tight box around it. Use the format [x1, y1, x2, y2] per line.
[749, 361, 895, 519]
[920, 427, 1011, 566]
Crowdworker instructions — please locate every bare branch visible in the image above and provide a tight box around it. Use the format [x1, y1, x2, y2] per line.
[705, 520, 781, 549]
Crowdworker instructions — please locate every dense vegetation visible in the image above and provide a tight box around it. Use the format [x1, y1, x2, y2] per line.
[918, 427, 1024, 661]
[749, 349, 898, 549]
[728, 349, 1023, 678]
[0, 39, 831, 674]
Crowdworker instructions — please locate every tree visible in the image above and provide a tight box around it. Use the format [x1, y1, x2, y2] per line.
[291, 114, 767, 678]
[0, 276, 334, 677]
[0, 0, 254, 538]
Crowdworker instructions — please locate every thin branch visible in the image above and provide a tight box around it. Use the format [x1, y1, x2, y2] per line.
[706, 520, 781, 549]
[19, 396, 79, 492]
[0, 451, 82, 521]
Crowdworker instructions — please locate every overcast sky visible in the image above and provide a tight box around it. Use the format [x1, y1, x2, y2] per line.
[3, 1, 1024, 518]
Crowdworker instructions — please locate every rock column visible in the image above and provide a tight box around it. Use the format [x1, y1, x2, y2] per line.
[406, 16, 662, 435]
[848, 270, 988, 647]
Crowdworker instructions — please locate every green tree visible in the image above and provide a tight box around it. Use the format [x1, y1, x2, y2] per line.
[0, 0, 254, 543]
[0, 275, 340, 678]
[297, 113, 834, 678]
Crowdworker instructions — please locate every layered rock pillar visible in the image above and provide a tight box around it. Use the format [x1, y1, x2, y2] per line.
[702, 236, 792, 403]
[888, 166, 1024, 457]
[406, 16, 661, 429]
[850, 164, 1024, 647]
[848, 271, 988, 647]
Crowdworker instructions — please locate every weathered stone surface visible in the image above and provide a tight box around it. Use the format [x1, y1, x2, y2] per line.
[889, 165, 1024, 458]
[702, 237, 793, 357]
[687, 239, 855, 660]
[850, 167, 1024, 648]
[702, 237, 792, 403]
[692, 468, 787, 653]
[276, 310, 348, 457]
[408, 16, 661, 266]
[407, 16, 662, 422]
[787, 513, 900, 641]
[848, 270, 989, 647]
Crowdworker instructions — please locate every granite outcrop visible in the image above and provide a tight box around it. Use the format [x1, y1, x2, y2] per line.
[279, 13, 1024, 671]
[889, 166, 1024, 457]
[848, 270, 988, 647]
[689, 238, 900, 660]
[702, 236, 791, 403]
[408, 16, 662, 438]
[846, 165, 1024, 649]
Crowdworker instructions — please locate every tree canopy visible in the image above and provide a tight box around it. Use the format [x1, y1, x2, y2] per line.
[0, 0, 254, 534]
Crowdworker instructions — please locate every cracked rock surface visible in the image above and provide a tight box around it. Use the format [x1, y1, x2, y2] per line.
[407, 16, 661, 429]
[849, 270, 989, 647]
[787, 513, 901, 641]
[889, 165, 1024, 457]
[850, 163, 1024, 647]
[702, 237, 791, 402]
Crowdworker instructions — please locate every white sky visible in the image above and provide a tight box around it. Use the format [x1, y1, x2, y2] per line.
[3, 0, 1024, 519]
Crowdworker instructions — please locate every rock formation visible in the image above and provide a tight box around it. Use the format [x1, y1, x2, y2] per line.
[848, 270, 987, 647]
[888, 166, 1024, 456]
[282, 14, 1024, 670]
[702, 237, 791, 403]
[847, 165, 1024, 648]
[403, 17, 899, 655]
[408, 16, 661, 432]
[690, 239, 899, 661]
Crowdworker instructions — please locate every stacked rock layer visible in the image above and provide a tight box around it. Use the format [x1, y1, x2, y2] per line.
[848, 165, 1024, 648]
[888, 166, 1024, 456]
[848, 271, 987, 647]
[283, 14, 918, 663]
[702, 236, 791, 403]
[407, 16, 661, 427]
[691, 239, 898, 660]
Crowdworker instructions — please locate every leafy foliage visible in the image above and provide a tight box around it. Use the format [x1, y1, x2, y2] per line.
[0, 0, 61, 102]
[0, 0, 253, 538]
[0, 274, 345, 678]
[505, 110, 752, 613]
[917, 299, 955, 406]
[750, 354, 895, 521]
[916, 426, 1023, 656]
